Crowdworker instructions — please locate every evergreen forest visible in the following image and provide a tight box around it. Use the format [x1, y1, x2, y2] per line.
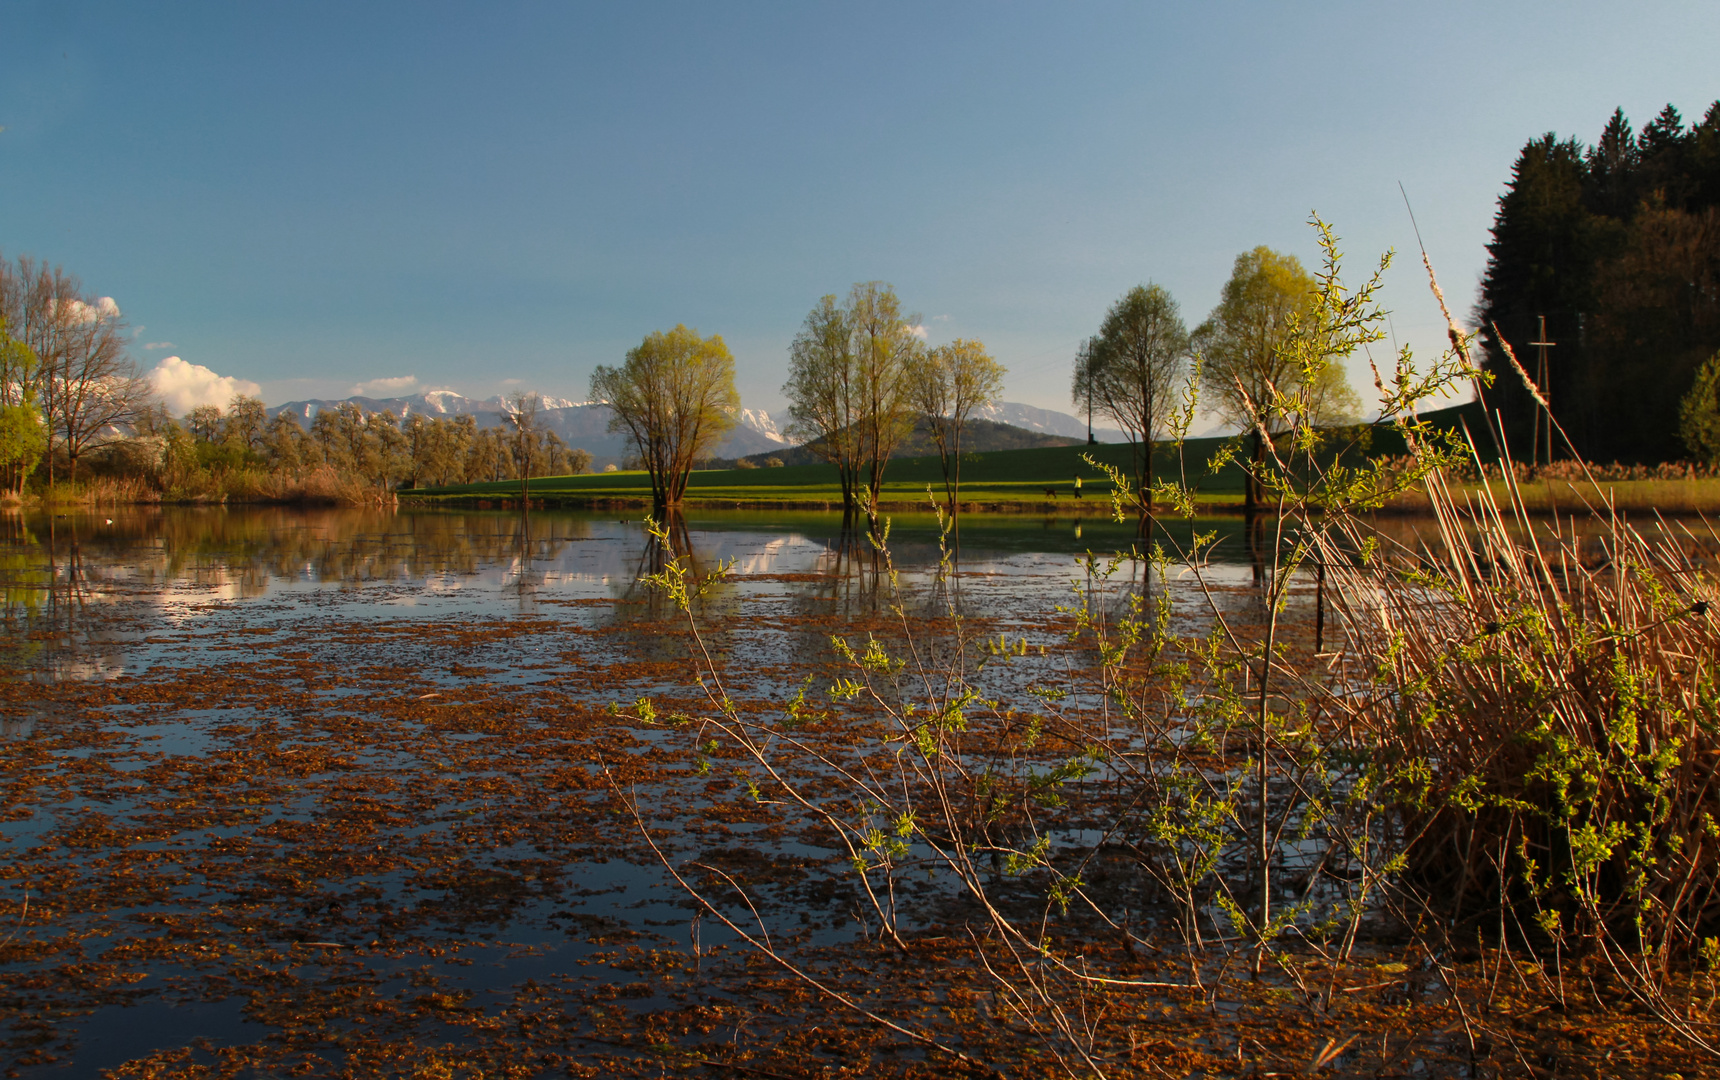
[1478, 101, 1720, 462]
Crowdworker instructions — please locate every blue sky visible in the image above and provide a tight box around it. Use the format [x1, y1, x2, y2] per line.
[3, 1, 1717, 417]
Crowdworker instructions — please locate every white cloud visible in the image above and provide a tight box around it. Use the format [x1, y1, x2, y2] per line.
[55, 296, 122, 324]
[349, 375, 419, 397]
[148, 356, 262, 416]
[907, 324, 928, 339]
[144, 341, 174, 350]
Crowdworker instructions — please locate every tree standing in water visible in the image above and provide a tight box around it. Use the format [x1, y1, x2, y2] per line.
[592, 325, 738, 515]
[905, 338, 1005, 518]
[783, 282, 921, 532]
[1071, 283, 1191, 527]
[783, 295, 862, 516]
[1194, 247, 1359, 514]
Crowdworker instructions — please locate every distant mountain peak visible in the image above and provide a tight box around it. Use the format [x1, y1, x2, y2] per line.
[978, 402, 1126, 443]
[734, 407, 786, 444]
[485, 393, 587, 413]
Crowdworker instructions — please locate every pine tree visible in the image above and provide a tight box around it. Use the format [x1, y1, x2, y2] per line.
[1476, 104, 1720, 463]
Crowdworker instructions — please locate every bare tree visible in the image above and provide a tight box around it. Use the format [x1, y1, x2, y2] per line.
[783, 295, 862, 515]
[263, 411, 308, 475]
[848, 282, 920, 532]
[223, 395, 268, 453]
[186, 405, 223, 443]
[782, 283, 920, 530]
[360, 410, 406, 489]
[906, 338, 1005, 517]
[0, 256, 150, 483]
[1071, 284, 1192, 525]
[505, 391, 543, 501]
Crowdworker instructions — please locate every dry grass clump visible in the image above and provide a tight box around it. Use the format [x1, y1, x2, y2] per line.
[221, 464, 395, 507]
[37, 475, 162, 505]
[1324, 461, 1720, 1034]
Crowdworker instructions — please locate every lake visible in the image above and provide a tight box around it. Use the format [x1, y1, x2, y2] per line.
[0, 505, 1416, 1076]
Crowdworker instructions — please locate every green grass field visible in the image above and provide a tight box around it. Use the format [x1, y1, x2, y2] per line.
[410, 403, 1708, 515]
[406, 438, 1254, 510]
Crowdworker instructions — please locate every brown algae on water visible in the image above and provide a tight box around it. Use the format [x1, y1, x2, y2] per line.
[0, 507, 1712, 1078]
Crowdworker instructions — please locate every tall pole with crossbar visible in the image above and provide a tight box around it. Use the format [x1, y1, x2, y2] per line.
[1529, 315, 1556, 466]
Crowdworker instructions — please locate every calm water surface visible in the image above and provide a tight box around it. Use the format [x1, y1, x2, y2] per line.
[0, 506, 1309, 1075]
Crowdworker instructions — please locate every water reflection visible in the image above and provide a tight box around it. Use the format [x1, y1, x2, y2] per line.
[8, 504, 1698, 685]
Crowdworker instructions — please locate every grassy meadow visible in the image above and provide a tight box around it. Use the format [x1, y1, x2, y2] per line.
[406, 438, 1248, 510]
[407, 403, 1720, 515]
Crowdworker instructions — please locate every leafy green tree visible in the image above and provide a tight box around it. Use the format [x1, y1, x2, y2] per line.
[0, 320, 45, 497]
[1071, 284, 1191, 521]
[906, 338, 1005, 517]
[591, 325, 739, 513]
[1194, 247, 1360, 513]
[0, 402, 45, 499]
[1679, 350, 1720, 465]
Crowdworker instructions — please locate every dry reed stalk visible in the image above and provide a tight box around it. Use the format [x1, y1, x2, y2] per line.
[1317, 450, 1720, 1025]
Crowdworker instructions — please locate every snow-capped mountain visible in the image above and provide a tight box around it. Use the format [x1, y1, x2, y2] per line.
[487, 394, 586, 412]
[735, 408, 786, 444]
[977, 402, 1127, 443]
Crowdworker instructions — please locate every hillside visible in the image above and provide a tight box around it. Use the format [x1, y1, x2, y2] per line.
[408, 401, 1492, 511]
[735, 417, 1085, 466]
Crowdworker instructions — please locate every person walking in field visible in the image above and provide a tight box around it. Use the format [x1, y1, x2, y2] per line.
[1073, 474, 1082, 499]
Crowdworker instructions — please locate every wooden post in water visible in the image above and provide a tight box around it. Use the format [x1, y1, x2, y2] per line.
[1315, 558, 1326, 654]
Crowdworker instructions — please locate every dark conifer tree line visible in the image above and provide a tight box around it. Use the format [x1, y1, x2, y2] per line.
[1477, 102, 1720, 462]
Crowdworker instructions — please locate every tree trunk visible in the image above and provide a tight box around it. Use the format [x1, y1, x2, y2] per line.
[1245, 429, 1263, 515]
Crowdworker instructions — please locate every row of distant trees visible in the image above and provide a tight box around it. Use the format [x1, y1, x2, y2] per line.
[593, 289, 1007, 524]
[1072, 245, 1362, 515]
[0, 246, 599, 501]
[6, 243, 1368, 515]
[591, 254, 1368, 524]
[152, 393, 591, 494]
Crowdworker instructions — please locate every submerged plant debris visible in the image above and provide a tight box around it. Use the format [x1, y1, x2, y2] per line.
[0, 508, 1713, 1078]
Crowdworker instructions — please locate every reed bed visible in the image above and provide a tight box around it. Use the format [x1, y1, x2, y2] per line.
[1315, 456, 1720, 1040]
[23, 464, 397, 508]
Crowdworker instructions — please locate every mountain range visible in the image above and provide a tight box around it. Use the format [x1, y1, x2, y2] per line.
[264, 392, 1123, 467]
